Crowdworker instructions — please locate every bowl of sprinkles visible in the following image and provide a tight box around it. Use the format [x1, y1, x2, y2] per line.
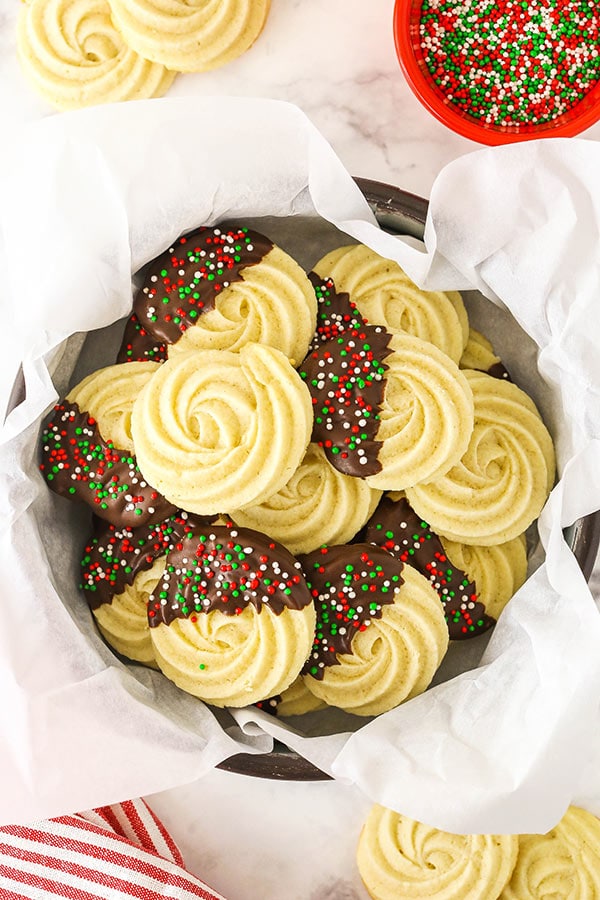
[394, 0, 600, 143]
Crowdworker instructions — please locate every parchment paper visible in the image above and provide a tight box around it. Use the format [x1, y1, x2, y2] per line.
[1, 97, 599, 833]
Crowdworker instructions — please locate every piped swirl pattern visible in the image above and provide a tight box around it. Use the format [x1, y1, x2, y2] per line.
[406, 370, 555, 545]
[314, 244, 469, 364]
[229, 443, 382, 555]
[108, 0, 270, 72]
[168, 245, 317, 365]
[357, 805, 518, 900]
[441, 534, 528, 620]
[303, 564, 448, 716]
[17, 0, 174, 110]
[67, 361, 160, 452]
[150, 602, 316, 708]
[365, 334, 475, 490]
[131, 343, 313, 514]
[92, 560, 164, 667]
[500, 806, 600, 899]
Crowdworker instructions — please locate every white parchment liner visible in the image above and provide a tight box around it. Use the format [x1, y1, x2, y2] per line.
[1, 98, 599, 833]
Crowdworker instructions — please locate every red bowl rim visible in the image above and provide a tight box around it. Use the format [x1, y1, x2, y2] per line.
[393, 0, 600, 145]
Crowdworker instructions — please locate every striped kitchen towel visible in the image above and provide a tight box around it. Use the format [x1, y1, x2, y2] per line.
[0, 798, 227, 899]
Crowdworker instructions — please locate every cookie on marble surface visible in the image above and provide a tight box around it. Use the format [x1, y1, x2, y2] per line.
[406, 370, 556, 545]
[500, 806, 600, 899]
[131, 343, 313, 515]
[147, 525, 316, 707]
[108, 0, 270, 73]
[124, 225, 316, 366]
[228, 443, 382, 556]
[40, 362, 176, 527]
[313, 244, 469, 364]
[356, 804, 518, 900]
[17, 0, 175, 111]
[300, 545, 448, 716]
[300, 329, 474, 490]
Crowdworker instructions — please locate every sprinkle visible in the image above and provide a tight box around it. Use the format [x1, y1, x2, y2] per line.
[147, 525, 312, 626]
[131, 226, 273, 349]
[302, 275, 392, 476]
[419, 0, 600, 127]
[363, 495, 495, 640]
[40, 402, 175, 528]
[300, 544, 404, 679]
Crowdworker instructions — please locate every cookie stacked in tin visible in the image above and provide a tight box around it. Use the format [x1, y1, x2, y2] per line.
[40, 224, 554, 716]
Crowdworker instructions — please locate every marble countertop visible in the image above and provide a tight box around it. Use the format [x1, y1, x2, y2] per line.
[1, 1, 599, 898]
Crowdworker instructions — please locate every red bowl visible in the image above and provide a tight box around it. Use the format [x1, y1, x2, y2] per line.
[393, 0, 600, 145]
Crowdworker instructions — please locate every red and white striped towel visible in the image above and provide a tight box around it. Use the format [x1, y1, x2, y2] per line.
[0, 798, 227, 899]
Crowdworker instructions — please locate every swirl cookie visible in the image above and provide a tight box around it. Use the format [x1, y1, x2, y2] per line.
[500, 806, 600, 899]
[276, 677, 328, 717]
[131, 343, 313, 515]
[441, 534, 527, 621]
[357, 804, 518, 900]
[91, 559, 164, 666]
[108, 0, 270, 73]
[125, 225, 316, 366]
[299, 328, 474, 490]
[460, 328, 510, 381]
[40, 362, 176, 527]
[406, 370, 556, 545]
[300, 545, 448, 716]
[228, 443, 382, 556]
[364, 494, 495, 639]
[17, 0, 175, 111]
[80, 512, 204, 665]
[313, 244, 469, 364]
[147, 525, 316, 707]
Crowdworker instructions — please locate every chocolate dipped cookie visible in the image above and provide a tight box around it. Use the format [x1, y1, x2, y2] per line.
[119, 224, 316, 366]
[81, 512, 203, 665]
[363, 494, 495, 639]
[300, 544, 448, 716]
[40, 362, 176, 527]
[147, 524, 316, 707]
[299, 327, 474, 490]
[313, 243, 469, 364]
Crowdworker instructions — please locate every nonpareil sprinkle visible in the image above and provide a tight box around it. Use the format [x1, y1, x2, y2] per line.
[419, 0, 600, 127]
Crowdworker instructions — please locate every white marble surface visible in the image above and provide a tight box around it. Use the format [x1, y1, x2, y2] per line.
[1, 1, 599, 898]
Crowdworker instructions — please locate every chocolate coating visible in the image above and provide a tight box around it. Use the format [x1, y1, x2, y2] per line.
[147, 525, 312, 627]
[117, 312, 168, 363]
[300, 273, 393, 477]
[307, 273, 370, 350]
[254, 696, 281, 717]
[39, 401, 176, 528]
[300, 543, 404, 679]
[299, 325, 392, 477]
[487, 360, 511, 382]
[80, 512, 211, 610]
[132, 225, 274, 347]
[363, 495, 495, 639]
